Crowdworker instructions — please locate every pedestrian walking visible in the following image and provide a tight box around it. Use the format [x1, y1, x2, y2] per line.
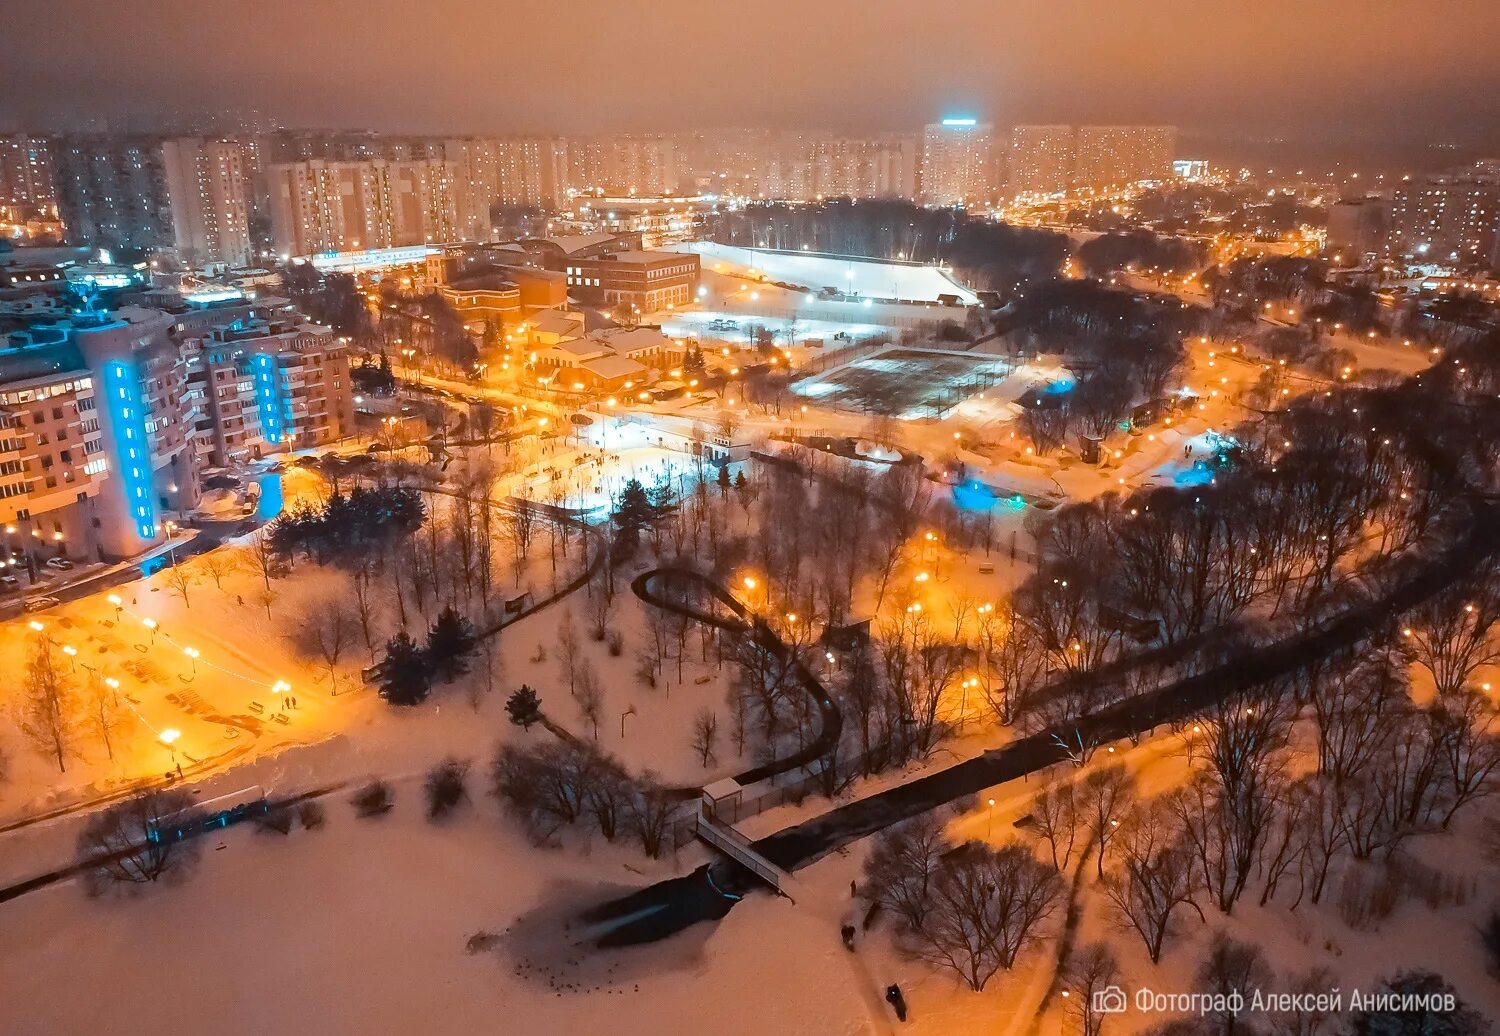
[840, 924, 856, 951]
[850, 879, 858, 898]
[885, 984, 908, 1022]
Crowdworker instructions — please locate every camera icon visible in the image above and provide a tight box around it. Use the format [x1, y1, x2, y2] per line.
[1092, 986, 1128, 1014]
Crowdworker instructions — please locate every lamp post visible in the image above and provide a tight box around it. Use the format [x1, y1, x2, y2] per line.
[620, 704, 636, 739]
[987, 797, 996, 839]
[183, 646, 200, 674]
[142, 617, 158, 644]
[159, 728, 183, 777]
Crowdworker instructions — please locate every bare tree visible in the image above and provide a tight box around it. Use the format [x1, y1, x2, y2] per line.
[352, 559, 381, 661]
[1030, 780, 1079, 871]
[77, 788, 202, 894]
[556, 608, 581, 696]
[691, 708, 719, 767]
[84, 671, 128, 762]
[861, 810, 949, 932]
[248, 531, 277, 592]
[908, 842, 1062, 992]
[626, 774, 680, 859]
[576, 660, 603, 739]
[1401, 579, 1500, 698]
[1064, 943, 1121, 1036]
[1103, 796, 1202, 963]
[292, 597, 354, 694]
[1082, 765, 1135, 879]
[201, 549, 239, 592]
[1196, 933, 1274, 1036]
[164, 563, 194, 608]
[15, 635, 76, 772]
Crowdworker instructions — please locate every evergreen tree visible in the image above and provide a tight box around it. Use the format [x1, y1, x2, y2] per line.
[506, 685, 543, 729]
[717, 464, 732, 498]
[612, 478, 655, 555]
[427, 606, 477, 682]
[379, 631, 432, 706]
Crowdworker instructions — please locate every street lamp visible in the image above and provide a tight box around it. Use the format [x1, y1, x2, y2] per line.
[62, 644, 79, 671]
[107, 593, 123, 620]
[142, 617, 158, 644]
[159, 728, 183, 777]
[987, 797, 996, 839]
[183, 646, 200, 674]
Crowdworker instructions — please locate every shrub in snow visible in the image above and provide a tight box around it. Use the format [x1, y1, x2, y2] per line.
[255, 805, 295, 835]
[425, 758, 471, 820]
[298, 801, 326, 831]
[352, 780, 394, 818]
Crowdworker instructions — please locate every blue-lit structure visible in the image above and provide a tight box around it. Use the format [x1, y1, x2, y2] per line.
[252, 352, 284, 445]
[100, 358, 156, 539]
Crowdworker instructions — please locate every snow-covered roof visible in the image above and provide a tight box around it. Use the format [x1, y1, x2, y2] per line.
[594, 326, 675, 356]
[579, 354, 648, 380]
[544, 233, 619, 255]
[551, 338, 611, 360]
[529, 308, 584, 337]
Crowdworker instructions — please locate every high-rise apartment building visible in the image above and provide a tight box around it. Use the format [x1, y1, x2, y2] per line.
[762, 133, 917, 201]
[52, 136, 254, 265]
[569, 135, 678, 196]
[182, 314, 352, 467]
[0, 332, 107, 561]
[444, 137, 569, 212]
[1073, 126, 1176, 190]
[159, 138, 253, 267]
[267, 158, 478, 257]
[918, 118, 996, 207]
[1007, 125, 1076, 197]
[1388, 163, 1500, 270]
[0, 134, 58, 218]
[54, 137, 175, 254]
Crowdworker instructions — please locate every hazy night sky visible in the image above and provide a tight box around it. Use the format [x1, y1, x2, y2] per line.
[3, 0, 1498, 144]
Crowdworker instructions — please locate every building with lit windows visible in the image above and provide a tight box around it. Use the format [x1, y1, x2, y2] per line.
[182, 315, 352, 466]
[54, 137, 176, 255]
[1388, 164, 1500, 271]
[563, 250, 700, 313]
[1007, 125, 1076, 197]
[71, 306, 200, 557]
[1073, 125, 1176, 190]
[0, 331, 106, 565]
[159, 138, 253, 268]
[267, 158, 477, 258]
[764, 134, 918, 201]
[0, 134, 58, 220]
[568, 135, 678, 196]
[918, 118, 996, 207]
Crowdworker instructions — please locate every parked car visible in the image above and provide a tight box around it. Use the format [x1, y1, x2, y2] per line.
[23, 596, 60, 612]
[44, 557, 75, 571]
[0, 573, 19, 589]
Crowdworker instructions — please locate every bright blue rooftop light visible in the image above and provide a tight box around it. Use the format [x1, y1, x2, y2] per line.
[941, 117, 978, 127]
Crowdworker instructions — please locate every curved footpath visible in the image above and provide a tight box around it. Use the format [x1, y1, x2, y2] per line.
[631, 568, 843, 789]
[586, 489, 1500, 944]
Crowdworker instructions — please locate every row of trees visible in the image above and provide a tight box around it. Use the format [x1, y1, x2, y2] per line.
[267, 484, 426, 566]
[492, 739, 681, 858]
[703, 199, 1070, 292]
